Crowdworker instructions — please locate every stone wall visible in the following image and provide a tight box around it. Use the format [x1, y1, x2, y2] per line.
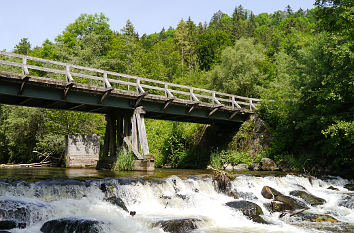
[65, 135, 100, 168]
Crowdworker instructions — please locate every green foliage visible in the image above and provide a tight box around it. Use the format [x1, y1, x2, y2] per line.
[113, 150, 135, 171]
[208, 38, 267, 97]
[210, 150, 255, 169]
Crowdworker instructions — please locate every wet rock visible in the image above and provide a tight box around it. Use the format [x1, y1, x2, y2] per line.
[344, 184, 354, 191]
[274, 195, 308, 210]
[0, 231, 12, 233]
[40, 218, 103, 233]
[289, 190, 325, 206]
[233, 164, 249, 171]
[0, 220, 26, 230]
[105, 196, 129, 212]
[225, 200, 263, 216]
[270, 201, 294, 212]
[327, 186, 339, 191]
[260, 158, 278, 171]
[277, 159, 291, 172]
[226, 201, 268, 224]
[0, 199, 52, 225]
[151, 218, 200, 233]
[261, 186, 282, 199]
[290, 212, 339, 223]
[249, 163, 260, 171]
[249, 215, 269, 224]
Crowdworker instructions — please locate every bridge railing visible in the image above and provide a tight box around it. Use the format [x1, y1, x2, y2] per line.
[0, 51, 260, 110]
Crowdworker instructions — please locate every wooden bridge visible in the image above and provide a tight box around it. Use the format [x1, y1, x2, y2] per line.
[0, 51, 260, 168]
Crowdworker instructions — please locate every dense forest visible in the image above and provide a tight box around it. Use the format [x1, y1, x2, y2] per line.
[0, 0, 352, 175]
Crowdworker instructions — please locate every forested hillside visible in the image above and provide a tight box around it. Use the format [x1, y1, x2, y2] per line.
[0, 0, 352, 175]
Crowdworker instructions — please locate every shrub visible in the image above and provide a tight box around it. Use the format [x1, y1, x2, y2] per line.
[113, 149, 135, 171]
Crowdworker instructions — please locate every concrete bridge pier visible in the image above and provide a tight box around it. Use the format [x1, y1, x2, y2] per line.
[97, 107, 152, 170]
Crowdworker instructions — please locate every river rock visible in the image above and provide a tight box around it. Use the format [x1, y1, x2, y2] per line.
[226, 200, 263, 216]
[105, 196, 129, 212]
[249, 163, 260, 171]
[290, 212, 339, 223]
[0, 199, 52, 225]
[327, 186, 339, 191]
[344, 184, 354, 191]
[261, 186, 282, 199]
[226, 201, 268, 224]
[270, 201, 294, 212]
[260, 158, 278, 171]
[0, 220, 26, 230]
[233, 164, 249, 171]
[151, 218, 201, 233]
[277, 159, 291, 172]
[289, 190, 325, 206]
[40, 218, 103, 233]
[274, 195, 307, 210]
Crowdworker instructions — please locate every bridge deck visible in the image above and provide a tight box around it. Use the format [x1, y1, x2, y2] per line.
[0, 52, 260, 124]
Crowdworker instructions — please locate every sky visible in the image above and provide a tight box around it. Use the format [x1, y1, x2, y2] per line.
[1, 0, 315, 51]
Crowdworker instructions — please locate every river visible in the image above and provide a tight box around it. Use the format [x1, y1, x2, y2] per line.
[0, 168, 353, 232]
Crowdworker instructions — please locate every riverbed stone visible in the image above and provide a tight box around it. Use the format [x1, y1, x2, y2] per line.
[327, 186, 339, 191]
[249, 163, 260, 171]
[289, 190, 326, 206]
[0, 199, 52, 225]
[274, 195, 308, 210]
[226, 200, 263, 216]
[0, 220, 26, 230]
[40, 218, 103, 233]
[105, 196, 129, 212]
[270, 201, 294, 212]
[344, 184, 354, 191]
[290, 213, 339, 223]
[260, 158, 278, 171]
[151, 218, 201, 233]
[233, 164, 249, 171]
[261, 186, 282, 199]
[226, 201, 268, 224]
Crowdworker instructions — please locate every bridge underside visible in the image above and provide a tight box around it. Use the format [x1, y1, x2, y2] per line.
[0, 71, 251, 125]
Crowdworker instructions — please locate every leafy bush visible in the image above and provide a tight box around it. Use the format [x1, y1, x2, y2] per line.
[113, 149, 135, 171]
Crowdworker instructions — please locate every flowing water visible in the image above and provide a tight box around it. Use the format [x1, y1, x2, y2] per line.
[0, 168, 353, 233]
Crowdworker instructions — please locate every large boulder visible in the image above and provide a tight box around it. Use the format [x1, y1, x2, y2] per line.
[151, 218, 201, 233]
[261, 186, 282, 199]
[274, 195, 307, 210]
[289, 190, 326, 206]
[233, 164, 249, 171]
[226, 200, 263, 216]
[260, 158, 278, 171]
[226, 200, 268, 224]
[40, 218, 103, 233]
[270, 201, 294, 212]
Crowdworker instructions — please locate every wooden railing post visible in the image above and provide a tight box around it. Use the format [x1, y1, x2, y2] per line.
[22, 57, 29, 76]
[66, 65, 74, 83]
[103, 72, 112, 89]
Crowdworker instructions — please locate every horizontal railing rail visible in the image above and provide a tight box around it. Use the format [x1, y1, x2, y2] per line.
[0, 51, 260, 110]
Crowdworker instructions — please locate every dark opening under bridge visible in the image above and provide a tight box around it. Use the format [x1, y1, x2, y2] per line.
[0, 51, 260, 168]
